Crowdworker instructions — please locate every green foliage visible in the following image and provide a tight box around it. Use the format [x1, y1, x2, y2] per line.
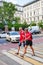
[0, 1, 17, 22]
[38, 20, 43, 29]
[7, 21, 13, 30]
[0, 23, 4, 30]
[14, 23, 29, 31]
[30, 21, 36, 26]
[14, 17, 20, 23]
[23, 20, 27, 25]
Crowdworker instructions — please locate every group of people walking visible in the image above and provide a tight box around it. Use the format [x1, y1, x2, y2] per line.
[16, 27, 35, 57]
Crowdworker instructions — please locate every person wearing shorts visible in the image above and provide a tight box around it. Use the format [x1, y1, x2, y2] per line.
[16, 27, 25, 55]
[21, 28, 35, 57]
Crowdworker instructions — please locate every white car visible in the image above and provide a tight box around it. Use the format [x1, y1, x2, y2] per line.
[28, 26, 41, 34]
[6, 31, 20, 42]
[0, 31, 7, 38]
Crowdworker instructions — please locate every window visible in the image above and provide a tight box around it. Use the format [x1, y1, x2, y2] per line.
[42, 16, 43, 20]
[30, 12, 32, 16]
[34, 17, 35, 21]
[30, 17, 32, 21]
[42, 8, 43, 15]
[37, 16, 39, 21]
[34, 11, 35, 15]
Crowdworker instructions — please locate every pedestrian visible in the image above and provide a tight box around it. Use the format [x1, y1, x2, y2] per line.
[21, 28, 35, 57]
[15, 27, 25, 55]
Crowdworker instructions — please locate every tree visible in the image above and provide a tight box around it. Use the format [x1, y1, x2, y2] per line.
[14, 17, 20, 23]
[0, 1, 17, 22]
[30, 21, 36, 26]
[38, 20, 43, 29]
[23, 20, 27, 25]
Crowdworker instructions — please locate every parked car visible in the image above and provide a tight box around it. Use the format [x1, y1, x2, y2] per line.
[28, 26, 41, 34]
[6, 31, 20, 42]
[0, 31, 7, 38]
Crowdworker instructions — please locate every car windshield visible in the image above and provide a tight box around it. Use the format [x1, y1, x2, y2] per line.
[7, 32, 19, 35]
[10, 32, 19, 35]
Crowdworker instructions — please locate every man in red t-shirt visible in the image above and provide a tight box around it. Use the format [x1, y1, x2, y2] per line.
[16, 27, 25, 55]
[21, 28, 35, 57]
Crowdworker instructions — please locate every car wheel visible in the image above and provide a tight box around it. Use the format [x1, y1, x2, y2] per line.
[39, 31, 41, 34]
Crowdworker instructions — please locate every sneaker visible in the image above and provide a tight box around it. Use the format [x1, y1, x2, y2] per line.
[32, 54, 35, 56]
[15, 52, 19, 55]
[20, 54, 24, 58]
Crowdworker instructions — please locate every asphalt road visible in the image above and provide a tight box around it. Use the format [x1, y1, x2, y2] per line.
[0, 35, 43, 65]
[0, 35, 43, 44]
[0, 53, 21, 65]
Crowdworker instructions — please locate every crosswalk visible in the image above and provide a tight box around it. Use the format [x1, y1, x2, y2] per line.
[2, 46, 43, 65]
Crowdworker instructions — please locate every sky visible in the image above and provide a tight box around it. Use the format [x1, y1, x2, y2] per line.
[4, 0, 34, 5]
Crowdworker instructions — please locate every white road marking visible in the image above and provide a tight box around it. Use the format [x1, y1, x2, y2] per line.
[27, 49, 43, 55]
[10, 48, 43, 63]
[2, 50, 32, 65]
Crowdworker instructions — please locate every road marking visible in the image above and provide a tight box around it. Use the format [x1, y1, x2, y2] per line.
[10, 48, 43, 58]
[26, 48, 43, 55]
[0, 60, 8, 65]
[28, 46, 43, 51]
[21, 49, 43, 58]
[2, 51, 32, 65]
[10, 48, 43, 63]
[8, 50, 43, 65]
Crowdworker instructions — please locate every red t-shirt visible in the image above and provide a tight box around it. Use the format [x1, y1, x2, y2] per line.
[19, 30, 25, 42]
[25, 32, 32, 41]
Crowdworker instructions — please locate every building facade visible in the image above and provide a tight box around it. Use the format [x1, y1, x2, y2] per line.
[14, 4, 23, 23]
[23, 0, 43, 24]
[0, 0, 43, 24]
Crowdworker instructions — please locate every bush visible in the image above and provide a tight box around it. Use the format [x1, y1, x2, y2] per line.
[38, 21, 43, 29]
[0, 23, 4, 30]
[30, 21, 36, 26]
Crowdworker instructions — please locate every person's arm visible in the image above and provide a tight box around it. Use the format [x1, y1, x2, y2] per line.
[25, 36, 30, 41]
